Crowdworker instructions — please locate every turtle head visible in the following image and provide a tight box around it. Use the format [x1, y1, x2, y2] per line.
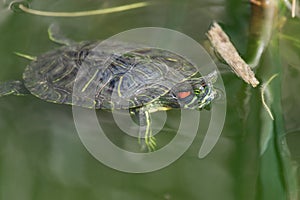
[173, 71, 218, 110]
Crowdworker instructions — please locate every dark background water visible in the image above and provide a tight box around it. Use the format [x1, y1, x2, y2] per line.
[0, 0, 299, 199]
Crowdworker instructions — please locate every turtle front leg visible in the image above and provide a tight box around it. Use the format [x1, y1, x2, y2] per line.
[0, 80, 30, 97]
[131, 108, 156, 152]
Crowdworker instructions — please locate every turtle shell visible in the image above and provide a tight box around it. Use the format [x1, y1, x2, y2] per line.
[23, 41, 199, 109]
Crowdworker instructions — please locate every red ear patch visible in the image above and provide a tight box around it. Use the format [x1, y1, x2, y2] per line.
[177, 91, 191, 99]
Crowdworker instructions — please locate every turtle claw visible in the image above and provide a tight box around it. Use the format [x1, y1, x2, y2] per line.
[138, 124, 157, 152]
[147, 136, 157, 152]
[144, 130, 157, 152]
[133, 108, 157, 152]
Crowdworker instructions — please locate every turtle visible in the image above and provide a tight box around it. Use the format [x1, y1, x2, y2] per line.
[0, 25, 218, 151]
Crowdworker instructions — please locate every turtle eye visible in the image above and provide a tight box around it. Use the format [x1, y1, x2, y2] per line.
[194, 85, 205, 95]
[177, 91, 191, 99]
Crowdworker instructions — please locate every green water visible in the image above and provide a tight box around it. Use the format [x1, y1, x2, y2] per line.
[0, 0, 299, 199]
